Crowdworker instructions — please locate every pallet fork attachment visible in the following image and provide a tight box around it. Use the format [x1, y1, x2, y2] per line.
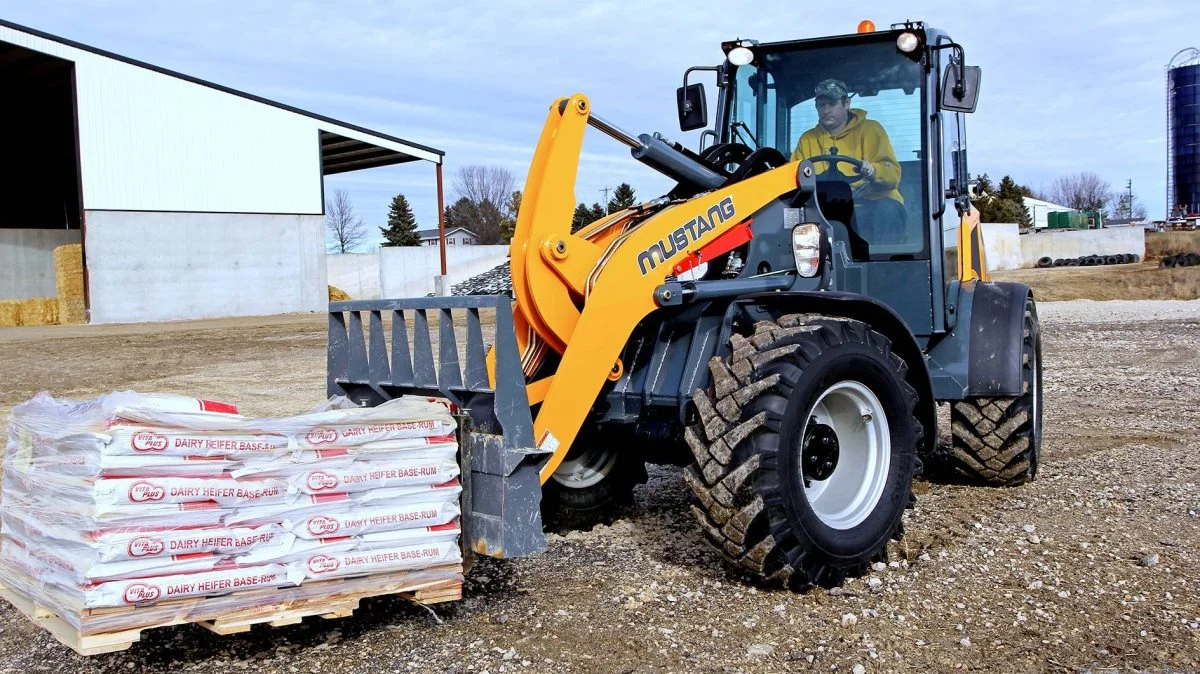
[327, 296, 548, 560]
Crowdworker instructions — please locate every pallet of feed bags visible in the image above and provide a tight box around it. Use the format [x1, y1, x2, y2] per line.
[0, 391, 466, 654]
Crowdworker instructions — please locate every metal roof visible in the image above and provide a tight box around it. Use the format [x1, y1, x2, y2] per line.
[1169, 48, 1200, 70]
[418, 227, 477, 238]
[0, 18, 444, 169]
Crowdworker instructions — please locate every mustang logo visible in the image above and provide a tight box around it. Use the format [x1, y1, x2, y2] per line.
[637, 196, 735, 276]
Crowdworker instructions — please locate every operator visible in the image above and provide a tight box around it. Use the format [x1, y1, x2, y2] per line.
[791, 79, 904, 241]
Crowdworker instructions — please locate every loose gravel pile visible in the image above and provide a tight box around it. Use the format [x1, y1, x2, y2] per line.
[0, 299, 1195, 672]
[452, 262, 512, 297]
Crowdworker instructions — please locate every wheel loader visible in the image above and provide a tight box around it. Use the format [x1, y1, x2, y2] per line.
[327, 21, 1044, 590]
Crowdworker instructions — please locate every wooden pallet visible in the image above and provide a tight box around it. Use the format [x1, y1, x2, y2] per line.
[0, 565, 462, 656]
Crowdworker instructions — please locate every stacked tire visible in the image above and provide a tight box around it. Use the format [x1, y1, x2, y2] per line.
[1160, 252, 1200, 268]
[1041, 253, 1140, 268]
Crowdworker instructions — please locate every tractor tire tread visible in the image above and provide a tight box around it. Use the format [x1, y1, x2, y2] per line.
[686, 313, 920, 590]
[941, 300, 1041, 487]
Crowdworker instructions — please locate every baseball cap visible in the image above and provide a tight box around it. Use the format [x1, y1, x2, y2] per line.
[814, 79, 850, 101]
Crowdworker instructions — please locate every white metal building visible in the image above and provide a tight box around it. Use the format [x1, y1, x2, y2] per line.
[0, 19, 443, 324]
[1022, 196, 1074, 230]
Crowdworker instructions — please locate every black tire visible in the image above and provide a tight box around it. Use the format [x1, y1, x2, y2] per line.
[1036, 256, 1053, 268]
[945, 296, 1043, 486]
[541, 441, 646, 530]
[1105, 255, 1120, 265]
[1188, 253, 1200, 266]
[1067, 258, 1080, 266]
[684, 315, 921, 590]
[1161, 255, 1176, 268]
[1052, 258, 1066, 267]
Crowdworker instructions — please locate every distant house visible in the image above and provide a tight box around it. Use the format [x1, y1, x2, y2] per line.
[418, 227, 478, 246]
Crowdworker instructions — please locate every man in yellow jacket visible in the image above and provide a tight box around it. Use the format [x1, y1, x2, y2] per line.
[791, 79, 905, 243]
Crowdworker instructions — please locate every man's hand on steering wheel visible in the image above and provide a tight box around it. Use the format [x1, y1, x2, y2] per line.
[858, 159, 876, 181]
[806, 154, 873, 197]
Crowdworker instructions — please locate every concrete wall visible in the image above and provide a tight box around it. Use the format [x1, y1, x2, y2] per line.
[379, 245, 508, 298]
[1020, 226, 1145, 267]
[84, 211, 325, 324]
[0, 228, 81, 299]
[979, 223, 1023, 271]
[327, 253, 381, 300]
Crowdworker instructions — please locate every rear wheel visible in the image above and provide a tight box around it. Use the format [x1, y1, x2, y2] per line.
[944, 296, 1043, 486]
[541, 441, 646, 530]
[685, 314, 921, 590]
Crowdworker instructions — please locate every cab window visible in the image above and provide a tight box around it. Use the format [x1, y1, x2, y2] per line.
[730, 38, 926, 259]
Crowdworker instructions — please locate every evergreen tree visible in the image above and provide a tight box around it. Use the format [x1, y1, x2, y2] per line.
[571, 203, 593, 233]
[589, 202, 607, 222]
[380, 193, 421, 246]
[973, 173, 1032, 227]
[997, 175, 1033, 201]
[500, 191, 522, 243]
[607, 183, 637, 213]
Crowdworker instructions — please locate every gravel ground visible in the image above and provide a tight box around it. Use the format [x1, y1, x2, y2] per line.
[0, 299, 1197, 672]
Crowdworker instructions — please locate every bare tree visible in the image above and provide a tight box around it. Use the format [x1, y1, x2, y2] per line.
[325, 189, 368, 254]
[451, 165, 516, 244]
[1045, 172, 1114, 213]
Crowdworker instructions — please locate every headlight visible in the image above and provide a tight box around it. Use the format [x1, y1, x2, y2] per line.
[792, 223, 822, 277]
[896, 32, 920, 53]
[727, 46, 755, 66]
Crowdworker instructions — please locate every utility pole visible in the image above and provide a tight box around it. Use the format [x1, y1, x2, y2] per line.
[599, 186, 612, 214]
[1126, 179, 1134, 219]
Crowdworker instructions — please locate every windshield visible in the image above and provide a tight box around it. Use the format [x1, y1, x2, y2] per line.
[729, 38, 926, 258]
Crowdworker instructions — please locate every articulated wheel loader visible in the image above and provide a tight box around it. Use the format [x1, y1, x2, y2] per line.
[327, 21, 1044, 590]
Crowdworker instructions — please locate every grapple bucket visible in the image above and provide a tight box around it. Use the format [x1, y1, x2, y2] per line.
[326, 296, 547, 559]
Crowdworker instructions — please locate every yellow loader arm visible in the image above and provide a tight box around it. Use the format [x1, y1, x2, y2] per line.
[496, 93, 800, 484]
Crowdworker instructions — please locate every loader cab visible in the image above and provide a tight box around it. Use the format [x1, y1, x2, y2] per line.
[696, 23, 979, 339]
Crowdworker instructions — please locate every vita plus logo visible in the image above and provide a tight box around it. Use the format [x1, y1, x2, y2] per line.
[128, 481, 166, 503]
[307, 554, 341, 575]
[128, 536, 166, 557]
[122, 583, 162, 604]
[306, 516, 341, 537]
[305, 471, 340, 492]
[637, 196, 735, 276]
[131, 431, 168, 452]
[305, 427, 338, 445]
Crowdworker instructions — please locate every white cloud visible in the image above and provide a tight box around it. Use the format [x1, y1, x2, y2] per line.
[5, 0, 1193, 232]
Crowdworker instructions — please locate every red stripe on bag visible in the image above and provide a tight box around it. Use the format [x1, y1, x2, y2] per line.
[199, 400, 239, 414]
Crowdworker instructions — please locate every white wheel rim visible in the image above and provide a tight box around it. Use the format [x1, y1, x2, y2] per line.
[799, 381, 891, 530]
[551, 445, 619, 489]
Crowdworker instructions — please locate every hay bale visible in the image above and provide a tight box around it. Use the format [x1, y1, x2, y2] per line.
[0, 300, 21, 327]
[53, 244, 85, 299]
[18, 298, 59, 326]
[58, 297, 87, 325]
[329, 286, 352, 302]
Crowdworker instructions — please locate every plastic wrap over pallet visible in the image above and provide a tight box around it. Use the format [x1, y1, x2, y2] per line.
[0, 391, 463, 619]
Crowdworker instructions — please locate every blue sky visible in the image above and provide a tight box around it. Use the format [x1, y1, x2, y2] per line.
[5, 1, 1192, 246]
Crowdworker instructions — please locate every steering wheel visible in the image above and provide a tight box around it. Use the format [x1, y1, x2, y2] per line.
[806, 154, 870, 198]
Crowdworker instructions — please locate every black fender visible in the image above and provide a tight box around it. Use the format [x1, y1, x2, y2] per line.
[964, 281, 1033, 398]
[722, 291, 936, 457]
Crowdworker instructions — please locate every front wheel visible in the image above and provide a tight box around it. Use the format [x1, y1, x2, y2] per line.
[685, 314, 921, 590]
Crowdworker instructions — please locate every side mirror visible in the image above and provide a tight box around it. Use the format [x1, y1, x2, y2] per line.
[941, 65, 981, 113]
[676, 83, 708, 132]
